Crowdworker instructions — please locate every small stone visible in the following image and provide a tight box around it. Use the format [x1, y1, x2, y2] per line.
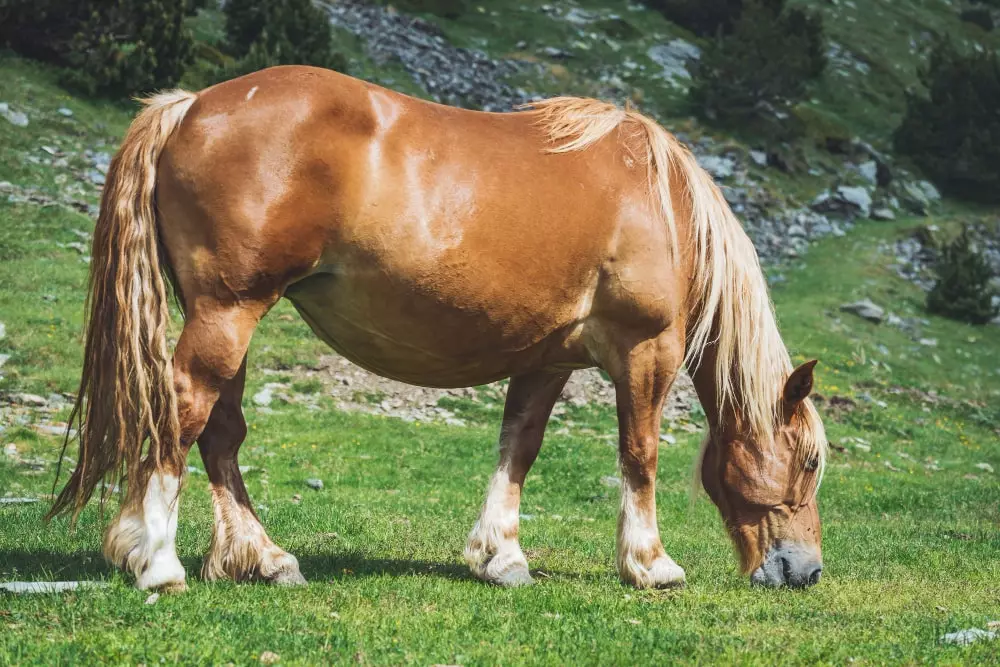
[871, 207, 895, 221]
[186, 465, 204, 475]
[0, 581, 107, 594]
[0, 354, 10, 369]
[144, 592, 160, 605]
[600, 475, 622, 488]
[940, 628, 996, 646]
[259, 651, 281, 664]
[839, 299, 885, 324]
[697, 155, 736, 180]
[305, 478, 324, 490]
[253, 386, 274, 407]
[57, 107, 73, 117]
[659, 433, 677, 445]
[0, 321, 5, 339]
[918, 338, 937, 347]
[12, 393, 47, 407]
[858, 160, 878, 185]
[836, 185, 873, 218]
[749, 150, 768, 167]
[975, 462, 994, 474]
[1, 106, 29, 127]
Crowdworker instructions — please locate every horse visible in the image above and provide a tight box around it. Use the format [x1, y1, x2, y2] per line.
[48, 66, 827, 592]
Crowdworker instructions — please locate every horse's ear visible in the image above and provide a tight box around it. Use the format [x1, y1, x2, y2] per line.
[783, 360, 818, 407]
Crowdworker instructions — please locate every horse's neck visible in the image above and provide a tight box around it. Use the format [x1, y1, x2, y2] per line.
[686, 340, 737, 434]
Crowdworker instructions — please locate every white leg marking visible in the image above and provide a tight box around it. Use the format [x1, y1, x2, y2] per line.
[104, 472, 186, 591]
[464, 464, 533, 586]
[616, 481, 685, 589]
[203, 485, 304, 585]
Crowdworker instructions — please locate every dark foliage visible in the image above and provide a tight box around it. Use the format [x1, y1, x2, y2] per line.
[221, 0, 346, 77]
[926, 227, 999, 325]
[0, 0, 199, 95]
[689, 0, 826, 134]
[894, 42, 1000, 203]
[642, 0, 745, 36]
[960, 8, 995, 31]
[392, 0, 467, 19]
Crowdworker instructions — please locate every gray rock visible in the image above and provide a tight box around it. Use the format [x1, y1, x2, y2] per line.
[647, 39, 701, 85]
[975, 462, 995, 474]
[0, 581, 108, 594]
[0, 103, 29, 128]
[305, 478, 324, 490]
[11, 393, 47, 407]
[840, 299, 885, 324]
[0, 354, 9, 369]
[871, 207, 895, 221]
[697, 154, 736, 180]
[0, 497, 40, 505]
[837, 185, 872, 218]
[940, 628, 996, 646]
[659, 433, 677, 445]
[749, 150, 768, 167]
[858, 160, 878, 185]
[916, 180, 941, 202]
[0, 321, 5, 339]
[57, 107, 73, 117]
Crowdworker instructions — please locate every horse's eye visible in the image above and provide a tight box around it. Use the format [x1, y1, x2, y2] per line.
[805, 456, 819, 472]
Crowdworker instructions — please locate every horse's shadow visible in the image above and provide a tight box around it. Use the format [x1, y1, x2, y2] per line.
[0, 548, 601, 586]
[0, 549, 473, 584]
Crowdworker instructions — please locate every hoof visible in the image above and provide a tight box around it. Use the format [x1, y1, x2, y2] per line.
[647, 556, 686, 589]
[493, 565, 535, 588]
[269, 565, 307, 586]
[620, 555, 686, 590]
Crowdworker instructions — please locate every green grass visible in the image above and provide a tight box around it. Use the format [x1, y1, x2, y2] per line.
[2, 53, 1000, 665]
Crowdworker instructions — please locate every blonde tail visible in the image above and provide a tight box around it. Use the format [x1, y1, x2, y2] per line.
[49, 90, 197, 521]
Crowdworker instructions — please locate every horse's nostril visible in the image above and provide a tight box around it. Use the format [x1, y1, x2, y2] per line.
[780, 557, 792, 583]
[807, 567, 822, 586]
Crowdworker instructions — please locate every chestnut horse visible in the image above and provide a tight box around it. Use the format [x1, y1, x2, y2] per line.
[49, 66, 827, 592]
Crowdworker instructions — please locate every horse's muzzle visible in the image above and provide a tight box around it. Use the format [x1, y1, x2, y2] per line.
[750, 542, 823, 589]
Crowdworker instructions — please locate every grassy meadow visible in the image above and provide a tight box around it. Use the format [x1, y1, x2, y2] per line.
[1, 44, 999, 667]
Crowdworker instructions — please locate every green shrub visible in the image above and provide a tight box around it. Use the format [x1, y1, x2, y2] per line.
[0, 0, 198, 95]
[392, 0, 467, 19]
[642, 0, 745, 36]
[960, 8, 995, 31]
[220, 0, 346, 77]
[926, 227, 999, 325]
[894, 42, 1000, 203]
[689, 0, 825, 134]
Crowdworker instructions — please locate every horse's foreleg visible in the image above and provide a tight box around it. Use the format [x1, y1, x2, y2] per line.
[611, 332, 686, 589]
[198, 357, 305, 585]
[464, 371, 570, 587]
[103, 301, 271, 591]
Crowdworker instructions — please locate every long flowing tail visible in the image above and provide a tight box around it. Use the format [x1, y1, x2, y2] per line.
[48, 90, 198, 521]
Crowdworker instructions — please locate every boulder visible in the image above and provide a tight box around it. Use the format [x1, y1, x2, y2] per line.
[840, 299, 885, 324]
[647, 39, 701, 85]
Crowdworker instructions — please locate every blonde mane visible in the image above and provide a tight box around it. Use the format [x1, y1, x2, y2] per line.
[527, 97, 826, 472]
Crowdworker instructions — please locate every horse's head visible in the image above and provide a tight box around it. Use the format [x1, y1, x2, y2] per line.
[699, 360, 825, 588]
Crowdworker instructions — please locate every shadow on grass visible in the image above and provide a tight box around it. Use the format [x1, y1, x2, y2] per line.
[297, 553, 472, 582]
[0, 550, 112, 581]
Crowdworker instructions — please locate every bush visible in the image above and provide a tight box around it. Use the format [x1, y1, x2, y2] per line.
[960, 8, 995, 31]
[392, 0, 467, 19]
[689, 0, 826, 133]
[0, 0, 198, 95]
[642, 0, 745, 36]
[926, 227, 999, 325]
[894, 42, 1000, 203]
[221, 0, 346, 77]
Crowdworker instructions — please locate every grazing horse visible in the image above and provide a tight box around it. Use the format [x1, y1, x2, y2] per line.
[49, 66, 827, 592]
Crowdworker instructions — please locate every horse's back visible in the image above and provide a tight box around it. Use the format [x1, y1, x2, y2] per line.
[155, 66, 683, 386]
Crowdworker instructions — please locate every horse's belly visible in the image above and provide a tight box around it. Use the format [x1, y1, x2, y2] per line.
[284, 270, 591, 388]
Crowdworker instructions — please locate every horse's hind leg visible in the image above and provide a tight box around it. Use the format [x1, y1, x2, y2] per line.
[103, 299, 273, 591]
[609, 332, 686, 589]
[198, 357, 304, 585]
[465, 371, 570, 587]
